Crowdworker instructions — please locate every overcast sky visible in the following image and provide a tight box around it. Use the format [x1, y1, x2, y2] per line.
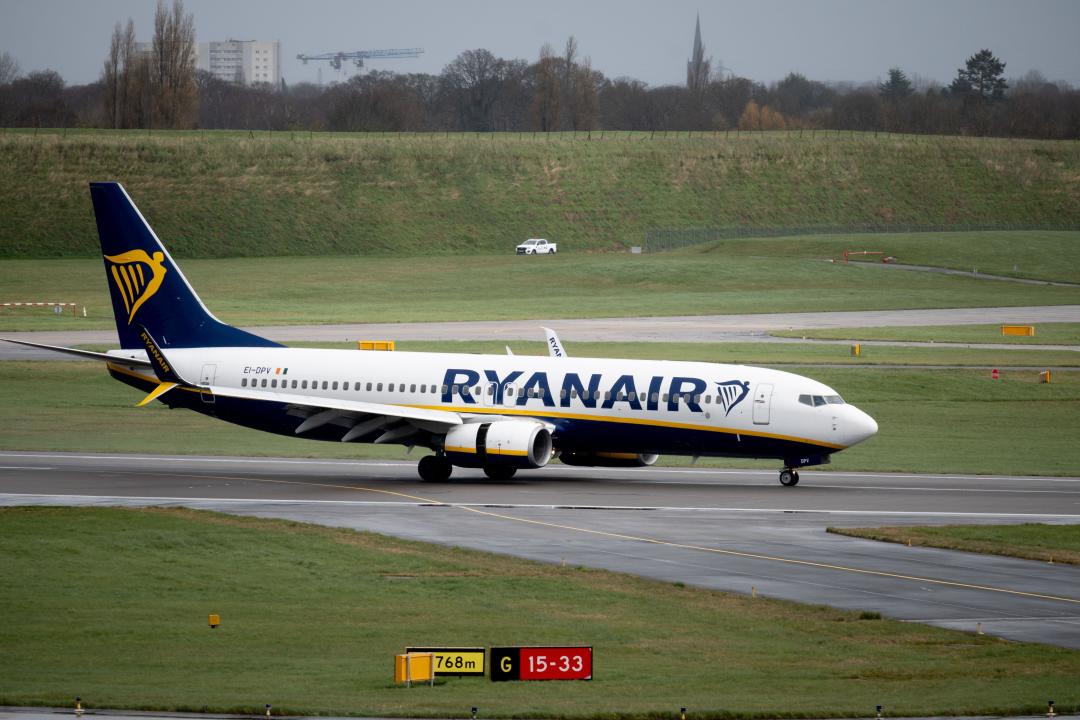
[2, 0, 1079, 88]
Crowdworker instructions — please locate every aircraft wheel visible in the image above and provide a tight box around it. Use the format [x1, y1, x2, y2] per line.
[418, 455, 453, 482]
[483, 465, 517, 481]
[779, 469, 800, 487]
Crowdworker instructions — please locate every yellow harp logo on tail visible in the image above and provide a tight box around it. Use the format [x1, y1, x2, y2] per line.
[105, 250, 168, 324]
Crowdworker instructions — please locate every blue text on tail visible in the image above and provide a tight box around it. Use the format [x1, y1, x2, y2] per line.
[90, 182, 281, 350]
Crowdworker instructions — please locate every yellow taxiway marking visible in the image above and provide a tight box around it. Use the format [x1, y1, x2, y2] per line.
[154, 471, 1080, 607]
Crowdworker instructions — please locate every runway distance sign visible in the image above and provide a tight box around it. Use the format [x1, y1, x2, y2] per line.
[405, 647, 485, 676]
[490, 646, 592, 681]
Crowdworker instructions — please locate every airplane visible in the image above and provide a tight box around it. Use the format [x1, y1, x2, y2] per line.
[3, 182, 877, 485]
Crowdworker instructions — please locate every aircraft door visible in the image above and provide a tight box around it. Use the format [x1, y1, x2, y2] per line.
[481, 381, 500, 407]
[752, 383, 773, 425]
[199, 363, 217, 404]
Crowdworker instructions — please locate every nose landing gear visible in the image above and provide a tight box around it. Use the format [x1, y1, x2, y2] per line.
[779, 468, 800, 486]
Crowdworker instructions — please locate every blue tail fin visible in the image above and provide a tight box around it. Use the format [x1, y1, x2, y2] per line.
[90, 182, 281, 349]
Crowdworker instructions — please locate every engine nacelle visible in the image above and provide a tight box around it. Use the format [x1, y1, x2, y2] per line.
[559, 451, 660, 468]
[443, 421, 552, 469]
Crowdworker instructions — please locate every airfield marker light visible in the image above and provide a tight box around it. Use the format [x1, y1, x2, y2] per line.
[1048, 700, 1055, 718]
[751, 586, 757, 598]
[681, 707, 687, 720]
[75, 697, 83, 716]
[471, 707, 478, 720]
[265, 704, 271, 718]
[876, 705, 883, 720]
[976, 622, 984, 635]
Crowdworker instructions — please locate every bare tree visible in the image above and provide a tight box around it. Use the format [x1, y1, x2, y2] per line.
[531, 44, 560, 131]
[102, 23, 122, 127]
[150, 0, 197, 128]
[0, 51, 21, 85]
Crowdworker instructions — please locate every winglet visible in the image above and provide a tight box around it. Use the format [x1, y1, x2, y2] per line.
[137, 325, 189, 384]
[542, 327, 567, 358]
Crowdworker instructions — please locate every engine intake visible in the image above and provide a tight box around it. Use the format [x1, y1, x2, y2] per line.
[560, 451, 660, 468]
[444, 421, 552, 469]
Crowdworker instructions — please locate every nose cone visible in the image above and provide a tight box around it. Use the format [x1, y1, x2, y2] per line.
[845, 406, 878, 447]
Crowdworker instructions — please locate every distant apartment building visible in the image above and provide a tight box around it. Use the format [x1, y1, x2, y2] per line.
[198, 40, 281, 86]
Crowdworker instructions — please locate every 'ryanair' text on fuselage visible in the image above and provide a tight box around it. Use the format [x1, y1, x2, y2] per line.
[441, 368, 750, 415]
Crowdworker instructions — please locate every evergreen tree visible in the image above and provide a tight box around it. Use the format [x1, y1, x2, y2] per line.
[949, 49, 1007, 101]
[878, 67, 912, 100]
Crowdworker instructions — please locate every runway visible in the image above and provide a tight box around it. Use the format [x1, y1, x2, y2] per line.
[2, 451, 1079, 649]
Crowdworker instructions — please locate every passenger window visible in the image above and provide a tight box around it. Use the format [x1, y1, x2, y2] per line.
[410, 384, 416, 393]
[441, 384, 448, 394]
[705, 395, 711, 404]
[343, 382, 350, 391]
[693, 394, 701, 403]
[486, 385, 494, 396]
[319, 381, 326, 390]
[301, 380, 308, 389]
[377, 383, 383, 391]
[662, 393, 669, 402]
[507, 387, 515, 397]
[241, 378, 248, 387]
[604, 391, 611, 401]
[331, 381, 337, 390]
[420, 384, 426, 393]
[261, 379, 267, 387]
[651, 393, 659, 403]
[570, 389, 578, 399]
[560, 389, 567, 399]
[271, 379, 278, 388]
[291, 380, 298, 389]
[366, 382, 372, 391]
[639, 392, 646, 402]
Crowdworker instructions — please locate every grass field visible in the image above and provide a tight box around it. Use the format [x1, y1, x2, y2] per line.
[1, 506, 1077, 718]
[2, 130, 1079, 258]
[828, 524, 1080, 565]
[772, 322, 1080, 345]
[691, 231, 1080, 283]
[3, 241, 1080, 332]
[2, 357, 1077, 476]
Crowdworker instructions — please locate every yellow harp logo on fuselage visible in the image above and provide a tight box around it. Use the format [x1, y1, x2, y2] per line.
[105, 250, 168, 324]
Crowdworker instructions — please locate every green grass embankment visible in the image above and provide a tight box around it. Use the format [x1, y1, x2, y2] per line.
[1, 507, 1078, 717]
[828, 524, 1080, 565]
[2, 358, 1077, 476]
[3, 240, 1080, 332]
[2, 130, 1079, 258]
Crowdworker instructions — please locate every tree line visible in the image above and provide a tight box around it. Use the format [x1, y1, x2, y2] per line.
[0, 16, 1078, 139]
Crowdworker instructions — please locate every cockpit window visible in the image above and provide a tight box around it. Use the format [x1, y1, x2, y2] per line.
[800, 393, 845, 407]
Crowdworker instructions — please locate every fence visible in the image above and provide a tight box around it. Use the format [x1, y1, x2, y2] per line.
[642, 223, 1080, 253]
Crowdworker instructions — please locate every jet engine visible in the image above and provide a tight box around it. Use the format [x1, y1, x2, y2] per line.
[443, 421, 552, 469]
[559, 451, 660, 468]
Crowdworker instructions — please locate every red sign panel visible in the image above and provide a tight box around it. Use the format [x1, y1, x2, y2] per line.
[518, 647, 592, 681]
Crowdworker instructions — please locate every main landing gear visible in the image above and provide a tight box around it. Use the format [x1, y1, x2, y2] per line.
[779, 468, 800, 487]
[418, 454, 453, 482]
[482, 465, 517, 481]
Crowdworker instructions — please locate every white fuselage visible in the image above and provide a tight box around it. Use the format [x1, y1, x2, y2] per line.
[108, 346, 878, 458]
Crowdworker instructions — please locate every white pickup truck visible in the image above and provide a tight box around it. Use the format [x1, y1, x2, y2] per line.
[516, 238, 557, 255]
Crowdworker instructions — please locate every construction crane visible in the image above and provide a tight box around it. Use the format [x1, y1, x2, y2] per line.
[296, 48, 424, 72]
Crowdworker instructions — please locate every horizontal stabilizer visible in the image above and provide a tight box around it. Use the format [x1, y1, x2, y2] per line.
[136, 381, 178, 407]
[0, 338, 152, 366]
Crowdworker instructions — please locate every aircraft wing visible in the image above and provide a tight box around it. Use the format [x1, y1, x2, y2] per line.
[204, 384, 463, 440]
